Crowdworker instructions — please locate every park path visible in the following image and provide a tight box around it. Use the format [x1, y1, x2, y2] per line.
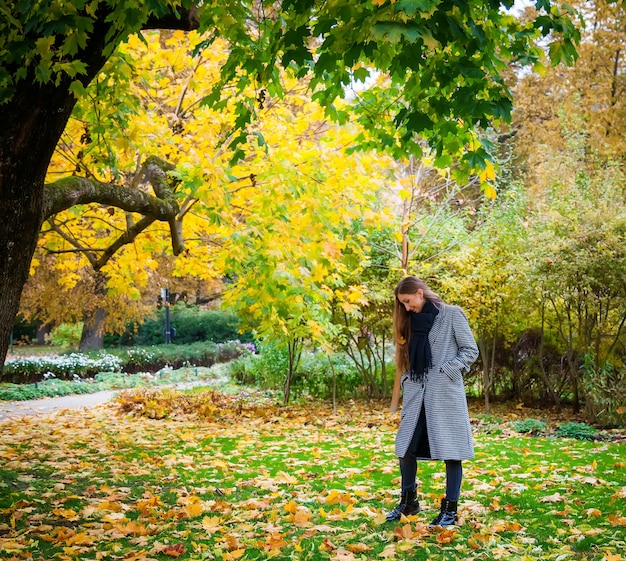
[0, 380, 221, 421]
[0, 390, 119, 420]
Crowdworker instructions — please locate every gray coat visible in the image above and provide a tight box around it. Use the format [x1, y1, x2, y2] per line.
[395, 303, 479, 460]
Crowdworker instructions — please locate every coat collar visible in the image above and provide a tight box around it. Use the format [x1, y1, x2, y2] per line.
[428, 303, 447, 343]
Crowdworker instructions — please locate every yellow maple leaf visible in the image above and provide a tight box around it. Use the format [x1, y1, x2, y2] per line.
[202, 516, 223, 533]
[275, 471, 298, 484]
[64, 532, 95, 546]
[52, 508, 79, 521]
[284, 500, 298, 514]
[183, 502, 204, 518]
[221, 549, 246, 560]
[347, 542, 372, 553]
[290, 508, 312, 527]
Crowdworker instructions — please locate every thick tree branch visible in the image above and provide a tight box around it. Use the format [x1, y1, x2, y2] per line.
[42, 177, 179, 219]
[42, 156, 184, 257]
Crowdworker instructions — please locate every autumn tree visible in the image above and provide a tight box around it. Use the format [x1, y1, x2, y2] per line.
[513, 0, 626, 185]
[438, 185, 531, 412]
[20, 30, 236, 348]
[215, 86, 396, 404]
[0, 0, 582, 372]
[523, 120, 626, 415]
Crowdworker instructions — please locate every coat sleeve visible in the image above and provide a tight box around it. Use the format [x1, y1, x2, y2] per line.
[439, 306, 479, 378]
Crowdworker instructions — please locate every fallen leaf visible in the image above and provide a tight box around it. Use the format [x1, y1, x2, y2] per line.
[435, 528, 457, 544]
[540, 492, 566, 503]
[393, 524, 413, 541]
[163, 543, 186, 558]
[347, 542, 372, 552]
[221, 549, 246, 560]
[332, 549, 357, 561]
[608, 514, 626, 526]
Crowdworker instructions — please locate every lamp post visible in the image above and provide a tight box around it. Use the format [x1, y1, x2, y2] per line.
[161, 288, 171, 344]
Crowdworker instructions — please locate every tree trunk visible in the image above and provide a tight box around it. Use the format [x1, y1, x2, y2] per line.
[539, 305, 561, 411]
[79, 272, 108, 350]
[0, 84, 78, 374]
[80, 308, 107, 350]
[37, 323, 53, 346]
[478, 335, 491, 413]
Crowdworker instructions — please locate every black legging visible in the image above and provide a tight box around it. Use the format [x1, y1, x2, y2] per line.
[399, 407, 463, 501]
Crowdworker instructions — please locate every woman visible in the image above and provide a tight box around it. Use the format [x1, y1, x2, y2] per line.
[387, 276, 479, 526]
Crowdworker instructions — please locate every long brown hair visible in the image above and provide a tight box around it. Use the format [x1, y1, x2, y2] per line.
[393, 276, 443, 374]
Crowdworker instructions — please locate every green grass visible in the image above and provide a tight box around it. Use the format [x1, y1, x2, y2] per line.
[0, 393, 624, 561]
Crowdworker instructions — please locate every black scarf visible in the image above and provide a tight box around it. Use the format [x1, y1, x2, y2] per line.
[408, 300, 439, 382]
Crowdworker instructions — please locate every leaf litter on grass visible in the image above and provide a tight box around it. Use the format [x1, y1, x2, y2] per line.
[0, 388, 624, 561]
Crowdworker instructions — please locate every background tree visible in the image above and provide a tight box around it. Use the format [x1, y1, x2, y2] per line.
[513, 0, 626, 184]
[524, 123, 626, 414]
[439, 185, 530, 412]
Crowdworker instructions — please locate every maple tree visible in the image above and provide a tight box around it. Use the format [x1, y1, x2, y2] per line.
[0, 0, 583, 372]
[20, 29, 237, 347]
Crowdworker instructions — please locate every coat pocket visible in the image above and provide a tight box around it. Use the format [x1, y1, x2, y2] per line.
[441, 365, 462, 382]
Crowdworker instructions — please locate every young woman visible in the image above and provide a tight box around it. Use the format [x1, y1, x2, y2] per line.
[387, 276, 479, 526]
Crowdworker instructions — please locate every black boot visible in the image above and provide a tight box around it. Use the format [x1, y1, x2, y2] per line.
[386, 489, 420, 522]
[429, 498, 458, 528]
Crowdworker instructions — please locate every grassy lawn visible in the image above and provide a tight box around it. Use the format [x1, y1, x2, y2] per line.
[0, 389, 624, 561]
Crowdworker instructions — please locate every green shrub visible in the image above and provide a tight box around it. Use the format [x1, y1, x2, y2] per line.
[227, 341, 288, 389]
[293, 351, 362, 400]
[555, 421, 598, 441]
[513, 418, 547, 435]
[105, 306, 253, 347]
[49, 323, 83, 349]
[228, 344, 373, 401]
[581, 356, 626, 428]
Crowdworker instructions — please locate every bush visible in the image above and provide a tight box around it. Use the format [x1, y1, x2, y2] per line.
[555, 422, 598, 441]
[513, 418, 548, 435]
[49, 323, 83, 349]
[581, 356, 626, 428]
[2, 352, 123, 383]
[105, 306, 253, 347]
[1, 341, 254, 384]
[227, 341, 288, 389]
[228, 343, 375, 401]
[294, 351, 362, 400]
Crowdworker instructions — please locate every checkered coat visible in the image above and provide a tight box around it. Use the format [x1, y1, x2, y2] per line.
[395, 303, 479, 460]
